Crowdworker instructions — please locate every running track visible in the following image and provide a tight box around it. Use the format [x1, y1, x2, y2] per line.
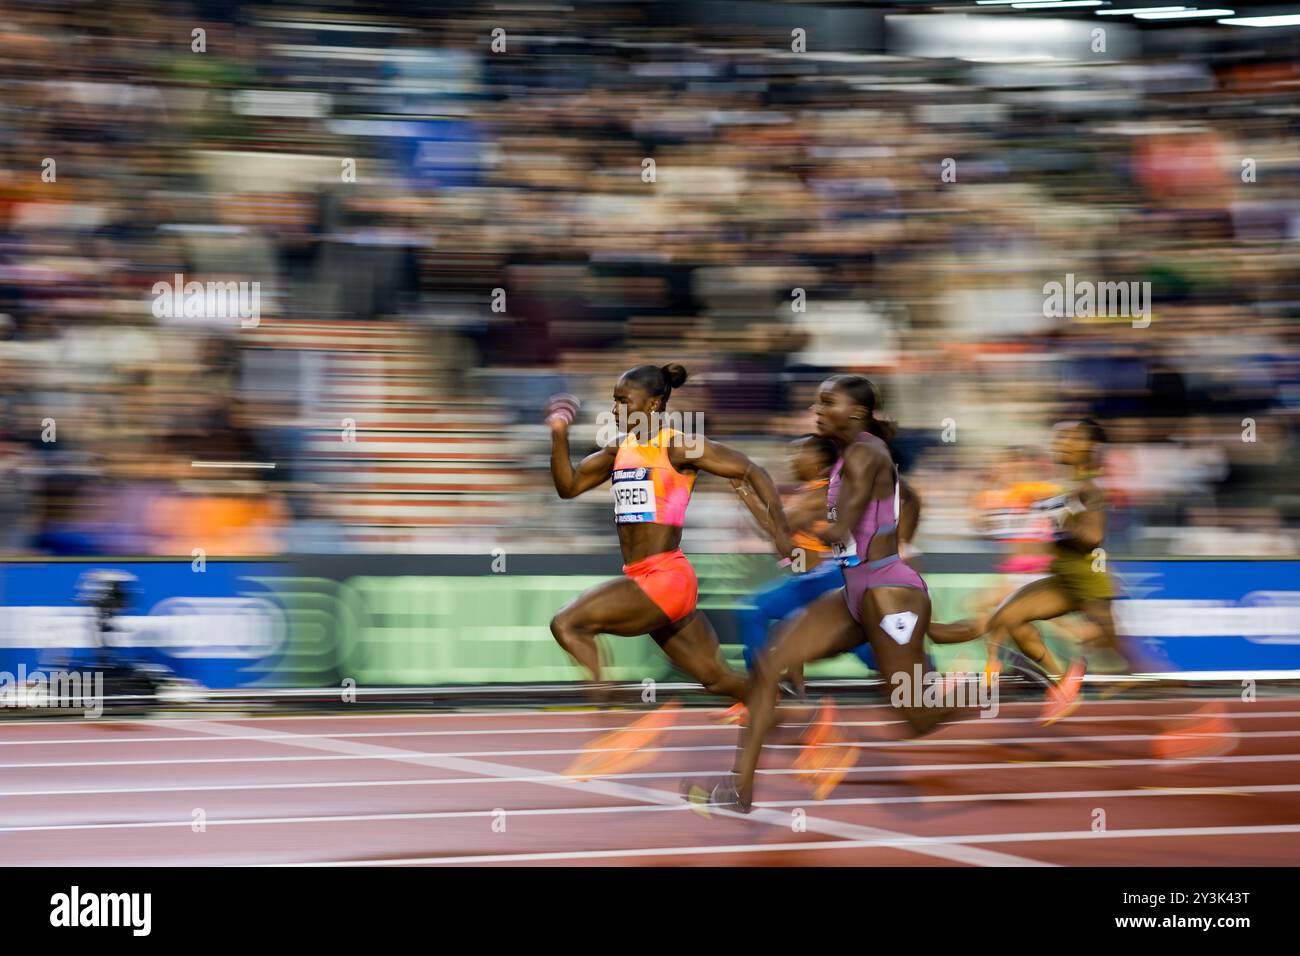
[2, 696, 1298, 866]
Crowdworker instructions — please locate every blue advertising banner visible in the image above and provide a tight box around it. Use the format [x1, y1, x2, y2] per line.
[0, 561, 284, 689]
[1112, 560, 1300, 673]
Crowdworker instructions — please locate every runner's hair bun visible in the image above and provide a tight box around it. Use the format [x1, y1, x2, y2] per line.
[661, 364, 688, 389]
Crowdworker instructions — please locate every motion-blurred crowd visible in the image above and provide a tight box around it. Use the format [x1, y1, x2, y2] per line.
[0, 0, 1296, 557]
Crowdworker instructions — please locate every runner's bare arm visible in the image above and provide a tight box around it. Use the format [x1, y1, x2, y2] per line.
[1063, 486, 1105, 550]
[818, 441, 883, 546]
[784, 486, 829, 534]
[731, 478, 777, 537]
[898, 478, 921, 544]
[552, 444, 616, 500]
[678, 439, 794, 558]
[739, 481, 825, 538]
[547, 400, 616, 499]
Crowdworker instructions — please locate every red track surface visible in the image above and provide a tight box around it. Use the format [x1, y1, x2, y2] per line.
[3, 696, 1299, 866]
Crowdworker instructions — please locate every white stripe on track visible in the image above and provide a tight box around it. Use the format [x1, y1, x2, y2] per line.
[1, 695, 1295, 727]
[4, 783, 1295, 834]
[3, 708, 1295, 748]
[0, 728, 1286, 770]
[162, 719, 1047, 867]
[4, 751, 1298, 798]
[269, 823, 1300, 867]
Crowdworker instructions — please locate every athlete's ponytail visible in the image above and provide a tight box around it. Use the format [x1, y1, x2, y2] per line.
[624, 363, 689, 408]
[869, 415, 898, 446]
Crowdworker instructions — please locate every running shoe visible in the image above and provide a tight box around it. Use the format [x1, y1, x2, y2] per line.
[792, 706, 850, 768]
[681, 777, 714, 816]
[716, 702, 747, 725]
[983, 646, 1002, 686]
[799, 697, 839, 747]
[993, 643, 1057, 694]
[681, 773, 752, 815]
[1153, 704, 1236, 762]
[794, 740, 858, 800]
[1040, 659, 1086, 726]
[564, 701, 682, 778]
[792, 697, 856, 799]
[778, 679, 804, 701]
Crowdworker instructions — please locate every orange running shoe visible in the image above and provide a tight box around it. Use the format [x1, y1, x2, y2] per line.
[1040, 659, 1086, 726]
[1153, 704, 1236, 762]
[716, 702, 747, 725]
[793, 747, 820, 782]
[793, 738, 826, 781]
[810, 743, 857, 800]
[983, 648, 1003, 687]
[793, 738, 857, 799]
[564, 701, 682, 779]
[800, 697, 840, 747]
[794, 698, 853, 796]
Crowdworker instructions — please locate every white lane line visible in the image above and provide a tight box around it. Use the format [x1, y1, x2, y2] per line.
[2, 696, 1293, 727]
[272, 823, 1300, 867]
[5, 750, 1299, 798]
[0, 727, 1284, 770]
[3, 709, 1294, 748]
[5, 783, 1294, 834]
[164, 719, 1046, 868]
[0, 725, 809, 747]
[251, 695, 1300, 716]
[191, 460, 275, 469]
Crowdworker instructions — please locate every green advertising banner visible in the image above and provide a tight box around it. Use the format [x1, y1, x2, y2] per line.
[254, 556, 1042, 687]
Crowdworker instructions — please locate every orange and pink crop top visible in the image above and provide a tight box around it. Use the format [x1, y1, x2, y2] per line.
[611, 429, 696, 527]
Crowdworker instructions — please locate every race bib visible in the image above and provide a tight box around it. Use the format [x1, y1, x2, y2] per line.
[984, 509, 1026, 539]
[612, 467, 656, 523]
[831, 535, 860, 568]
[1031, 493, 1083, 539]
[827, 505, 860, 567]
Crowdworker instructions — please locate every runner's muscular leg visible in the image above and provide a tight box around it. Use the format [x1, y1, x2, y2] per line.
[1080, 597, 1159, 674]
[653, 611, 747, 702]
[734, 590, 862, 803]
[986, 576, 1078, 676]
[863, 585, 963, 737]
[550, 577, 670, 681]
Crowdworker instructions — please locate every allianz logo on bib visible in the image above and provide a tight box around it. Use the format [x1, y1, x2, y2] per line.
[50, 886, 151, 936]
[613, 467, 649, 482]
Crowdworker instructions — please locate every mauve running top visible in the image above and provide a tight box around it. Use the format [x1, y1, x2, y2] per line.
[827, 431, 900, 567]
